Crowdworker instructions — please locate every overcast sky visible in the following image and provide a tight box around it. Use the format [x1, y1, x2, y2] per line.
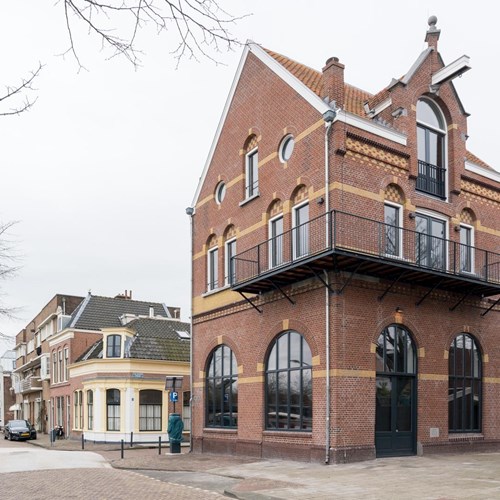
[0, 1, 499, 354]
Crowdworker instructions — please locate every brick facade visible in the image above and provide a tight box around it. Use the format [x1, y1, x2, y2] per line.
[190, 22, 500, 463]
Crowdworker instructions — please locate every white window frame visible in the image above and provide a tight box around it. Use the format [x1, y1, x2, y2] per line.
[416, 98, 448, 201]
[245, 147, 259, 199]
[415, 209, 449, 270]
[224, 238, 237, 286]
[383, 202, 404, 259]
[207, 246, 219, 291]
[268, 214, 284, 269]
[292, 201, 309, 260]
[459, 223, 475, 274]
[279, 134, 295, 163]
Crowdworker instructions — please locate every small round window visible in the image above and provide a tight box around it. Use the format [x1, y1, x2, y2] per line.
[215, 182, 226, 205]
[279, 135, 295, 163]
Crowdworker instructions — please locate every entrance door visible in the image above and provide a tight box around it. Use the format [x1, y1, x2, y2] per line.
[375, 325, 417, 457]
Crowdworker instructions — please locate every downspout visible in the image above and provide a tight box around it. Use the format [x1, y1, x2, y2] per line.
[185, 205, 195, 452]
[323, 109, 335, 464]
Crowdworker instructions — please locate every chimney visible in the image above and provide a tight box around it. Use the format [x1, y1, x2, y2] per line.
[425, 15, 440, 50]
[115, 290, 132, 300]
[322, 56, 345, 109]
[149, 306, 154, 318]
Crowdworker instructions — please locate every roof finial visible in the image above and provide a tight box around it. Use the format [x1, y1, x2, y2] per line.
[425, 15, 440, 48]
[428, 15, 438, 32]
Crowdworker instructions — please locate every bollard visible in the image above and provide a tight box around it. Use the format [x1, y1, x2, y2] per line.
[159, 436, 162, 455]
[82, 433, 85, 450]
[130, 431, 133, 448]
[121, 439, 124, 459]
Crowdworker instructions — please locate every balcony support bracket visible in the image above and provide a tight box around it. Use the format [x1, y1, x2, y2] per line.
[481, 296, 500, 317]
[415, 279, 443, 307]
[449, 291, 471, 312]
[338, 262, 364, 295]
[307, 266, 336, 294]
[238, 291, 263, 314]
[378, 271, 406, 301]
[269, 280, 295, 305]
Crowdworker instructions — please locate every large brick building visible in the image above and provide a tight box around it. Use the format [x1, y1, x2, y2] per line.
[188, 17, 500, 462]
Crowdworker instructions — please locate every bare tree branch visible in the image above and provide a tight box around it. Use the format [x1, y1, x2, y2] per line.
[60, 0, 249, 68]
[0, 221, 21, 320]
[0, 64, 43, 117]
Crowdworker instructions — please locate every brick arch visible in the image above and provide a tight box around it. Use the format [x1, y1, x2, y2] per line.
[267, 199, 283, 219]
[443, 329, 486, 358]
[384, 182, 406, 205]
[243, 133, 259, 152]
[223, 224, 237, 241]
[372, 317, 422, 352]
[206, 233, 218, 248]
[202, 337, 243, 375]
[459, 207, 476, 225]
[290, 184, 308, 205]
[454, 200, 481, 223]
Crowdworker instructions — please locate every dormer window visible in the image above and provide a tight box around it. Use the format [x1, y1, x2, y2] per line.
[416, 99, 446, 199]
[107, 335, 121, 358]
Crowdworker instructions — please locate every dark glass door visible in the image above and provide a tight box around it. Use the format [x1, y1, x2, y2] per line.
[375, 325, 417, 457]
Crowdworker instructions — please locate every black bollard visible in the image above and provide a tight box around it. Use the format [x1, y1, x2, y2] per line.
[121, 439, 124, 459]
[159, 436, 162, 455]
[130, 431, 133, 448]
[82, 433, 84, 450]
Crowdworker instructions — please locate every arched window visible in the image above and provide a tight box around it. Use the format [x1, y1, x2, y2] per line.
[106, 389, 120, 431]
[449, 333, 481, 433]
[206, 345, 238, 427]
[87, 390, 93, 430]
[265, 330, 312, 431]
[139, 390, 162, 431]
[107, 335, 121, 358]
[416, 98, 447, 199]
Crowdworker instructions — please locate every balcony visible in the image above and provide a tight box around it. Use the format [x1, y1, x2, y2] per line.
[416, 160, 446, 199]
[231, 210, 500, 300]
[20, 377, 42, 394]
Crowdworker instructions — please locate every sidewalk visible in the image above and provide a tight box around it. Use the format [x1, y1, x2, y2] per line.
[28, 434, 500, 499]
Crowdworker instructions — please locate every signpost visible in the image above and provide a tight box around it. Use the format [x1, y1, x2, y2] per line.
[165, 376, 184, 454]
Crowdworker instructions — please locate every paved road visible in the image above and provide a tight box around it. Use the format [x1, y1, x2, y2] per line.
[0, 439, 224, 499]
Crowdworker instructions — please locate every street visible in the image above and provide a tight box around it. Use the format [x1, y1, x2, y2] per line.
[0, 438, 224, 499]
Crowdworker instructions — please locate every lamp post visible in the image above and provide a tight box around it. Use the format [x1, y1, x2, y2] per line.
[165, 376, 184, 453]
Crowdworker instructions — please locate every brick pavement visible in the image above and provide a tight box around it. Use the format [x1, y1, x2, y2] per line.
[0, 468, 226, 499]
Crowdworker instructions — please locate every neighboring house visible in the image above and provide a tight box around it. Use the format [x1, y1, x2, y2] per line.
[11, 294, 84, 433]
[70, 317, 190, 443]
[188, 18, 500, 462]
[0, 350, 16, 428]
[48, 291, 181, 438]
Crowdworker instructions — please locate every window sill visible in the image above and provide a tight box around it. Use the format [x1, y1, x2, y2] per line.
[203, 427, 237, 434]
[448, 433, 483, 441]
[202, 284, 231, 297]
[239, 193, 260, 207]
[263, 430, 312, 437]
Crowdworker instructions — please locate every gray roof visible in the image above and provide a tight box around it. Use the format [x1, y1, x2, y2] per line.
[68, 294, 171, 331]
[77, 318, 190, 363]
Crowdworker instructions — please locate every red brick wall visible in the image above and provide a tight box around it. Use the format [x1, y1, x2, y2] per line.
[191, 44, 500, 462]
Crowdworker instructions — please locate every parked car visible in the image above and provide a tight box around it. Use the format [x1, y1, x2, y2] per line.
[3, 420, 37, 441]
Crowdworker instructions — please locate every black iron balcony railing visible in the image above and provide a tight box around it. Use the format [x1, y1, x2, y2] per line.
[416, 160, 446, 199]
[231, 210, 500, 296]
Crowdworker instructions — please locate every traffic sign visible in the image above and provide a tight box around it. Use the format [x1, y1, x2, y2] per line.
[169, 391, 178, 403]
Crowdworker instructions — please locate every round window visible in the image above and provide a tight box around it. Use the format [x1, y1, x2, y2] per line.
[279, 135, 295, 163]
[215, 182, 226, 205]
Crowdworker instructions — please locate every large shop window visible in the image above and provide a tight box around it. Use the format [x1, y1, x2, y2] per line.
[87, 390, 93, 430]
[206, 345, 238, 428]
[416, 99, 447, 199]
[449, 334, 482, 433]
[139, 390, 162, 431]
[265, 330, 313, 431]
[106, 389, 121, 431]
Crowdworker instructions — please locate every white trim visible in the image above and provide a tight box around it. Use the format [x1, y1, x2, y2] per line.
[245, 146, 259, 199]
[459, 223, 475, 274]
[401, 48, 433, 85]
[415, 209, 449, 269]
[268, 213, 284, 269]
[292, 200, 309, 260]
[384, 202, 404, 259]
[465, 160, 500, 183]
[214, 181, 226, 205]
[334, 110, 407, 145]
[48, 331, 75, 347]
[431, 55, 471, 87]
[366, 97, 392, 118]
[207, 246, 219, 292]
[224, 237, 237, 286]
[278, 134, 295, 163]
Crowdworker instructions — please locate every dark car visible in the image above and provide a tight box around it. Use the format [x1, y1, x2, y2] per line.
[3, 419, 37, 441]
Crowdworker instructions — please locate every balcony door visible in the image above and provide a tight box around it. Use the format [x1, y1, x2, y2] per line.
[416, 213, 446, 270]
